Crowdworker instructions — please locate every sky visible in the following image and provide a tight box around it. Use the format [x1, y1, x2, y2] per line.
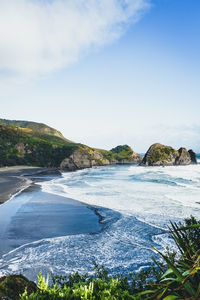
[0, 0, 200, 153]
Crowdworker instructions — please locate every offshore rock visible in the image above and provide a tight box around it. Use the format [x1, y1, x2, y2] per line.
[175, 147, 191, 165]
[188, 149, 197, 164]
[140, 143, 197, 167]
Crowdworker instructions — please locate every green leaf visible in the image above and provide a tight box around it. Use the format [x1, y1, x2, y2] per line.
[136, 290, 155, 296]
[176, 224, 200, 231]
[153, 246, 196, 296]
[161, 268, 173, 279]
[163, 296, 179, 300]
[160, 277, 179, 283]
[195, 281, 200, 298]
[182, 270, 190, 277]
[157, 287, 168, 299]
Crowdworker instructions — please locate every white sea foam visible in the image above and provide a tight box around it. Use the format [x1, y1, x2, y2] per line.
[39, 164, 200, 218]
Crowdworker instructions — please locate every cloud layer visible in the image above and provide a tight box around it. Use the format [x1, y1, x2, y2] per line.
[0, 0, 150, 76]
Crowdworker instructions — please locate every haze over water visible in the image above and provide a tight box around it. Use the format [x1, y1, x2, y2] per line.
[0, 160, 200, 280]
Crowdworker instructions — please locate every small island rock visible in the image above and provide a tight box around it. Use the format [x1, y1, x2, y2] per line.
[140, 143, 197, 167]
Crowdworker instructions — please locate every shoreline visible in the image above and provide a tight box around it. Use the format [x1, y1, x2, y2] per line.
[0, 165, 117, 230]
[0, 166, 104, 256]
[0, 166, 61, 205]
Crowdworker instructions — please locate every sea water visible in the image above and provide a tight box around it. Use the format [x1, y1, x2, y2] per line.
[0, 161, 200, 280]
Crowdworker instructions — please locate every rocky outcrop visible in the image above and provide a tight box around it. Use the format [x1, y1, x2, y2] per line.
[110, 145, 142, 164]
[60, 145, 142, 171]
[117, 152, 142, 164]
[188, 149, 197, 164]
[60, 147, 110, 171]
[175, 147, 191, 165]
[140, 143, 197, 167]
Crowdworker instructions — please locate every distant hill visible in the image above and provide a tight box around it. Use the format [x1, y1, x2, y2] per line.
[0, 119, 142, 169]
[0, 118, 72, 142]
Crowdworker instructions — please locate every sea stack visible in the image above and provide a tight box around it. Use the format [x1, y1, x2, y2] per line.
[188, 149, 197, 164]
[140, 143, 197, 167]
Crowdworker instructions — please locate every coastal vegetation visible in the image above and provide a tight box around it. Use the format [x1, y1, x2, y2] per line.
[1, 216, 200, 299]
[2, 118, 197, 170]
[0, 119, 68, 141]
[0, 124, 78, 167]
[110, 145, 135, 161]
[0, 119, 142, 169]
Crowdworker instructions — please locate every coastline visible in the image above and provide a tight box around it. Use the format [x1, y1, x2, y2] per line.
[0, 165, 106, 231]
[0, 165, 121, 232]
[0, 166, 61, 205]
[0, 166, 103, 256]
[1, 163, 200, 281]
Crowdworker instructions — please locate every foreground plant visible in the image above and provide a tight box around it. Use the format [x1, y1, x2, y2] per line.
[21, 271, 140, 299]
[20, 216, 200, 299]
[147, 216, 200, 299]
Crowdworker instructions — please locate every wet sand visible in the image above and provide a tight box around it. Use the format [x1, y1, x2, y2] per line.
[0, 167, 101, 256]
[0, 166, 59, 204]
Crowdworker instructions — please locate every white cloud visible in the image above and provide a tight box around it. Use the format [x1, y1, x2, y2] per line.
[0, 0, 150, 77]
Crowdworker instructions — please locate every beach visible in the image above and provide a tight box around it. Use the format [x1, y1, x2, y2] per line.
[0, 166, 47, 204]
[0, 167, 101, 257]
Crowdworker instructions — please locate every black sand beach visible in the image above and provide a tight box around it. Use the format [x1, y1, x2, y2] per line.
[0, 167, 101, 256]
[0, 166, 45, 204]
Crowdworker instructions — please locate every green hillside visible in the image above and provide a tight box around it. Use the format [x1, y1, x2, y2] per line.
[0, 124, 78, 167]
[0, 118, 72, 142]
[0, 119, 142, 168]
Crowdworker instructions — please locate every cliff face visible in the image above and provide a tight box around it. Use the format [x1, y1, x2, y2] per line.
[60, 145, 142, 171]
[60, 147, 110, 171]
[140, 143, 197, 166]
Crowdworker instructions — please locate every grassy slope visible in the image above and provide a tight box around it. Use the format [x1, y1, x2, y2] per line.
[0, 124, 78, 167]
[0, 118, 70, 140]
[0, 120, 137, 168]
[98, 145, 135, 162]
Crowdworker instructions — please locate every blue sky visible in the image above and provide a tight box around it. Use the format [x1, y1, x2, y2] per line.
[0, 0, 200, 152]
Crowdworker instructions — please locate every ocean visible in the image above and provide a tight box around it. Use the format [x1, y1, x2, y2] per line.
[0, 159, 200, 280]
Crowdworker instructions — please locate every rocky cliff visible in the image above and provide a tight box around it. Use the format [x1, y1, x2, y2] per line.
[60, 145, 142, 171]
[140, 143, 197, 166]
[60, 146, 110, 171]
